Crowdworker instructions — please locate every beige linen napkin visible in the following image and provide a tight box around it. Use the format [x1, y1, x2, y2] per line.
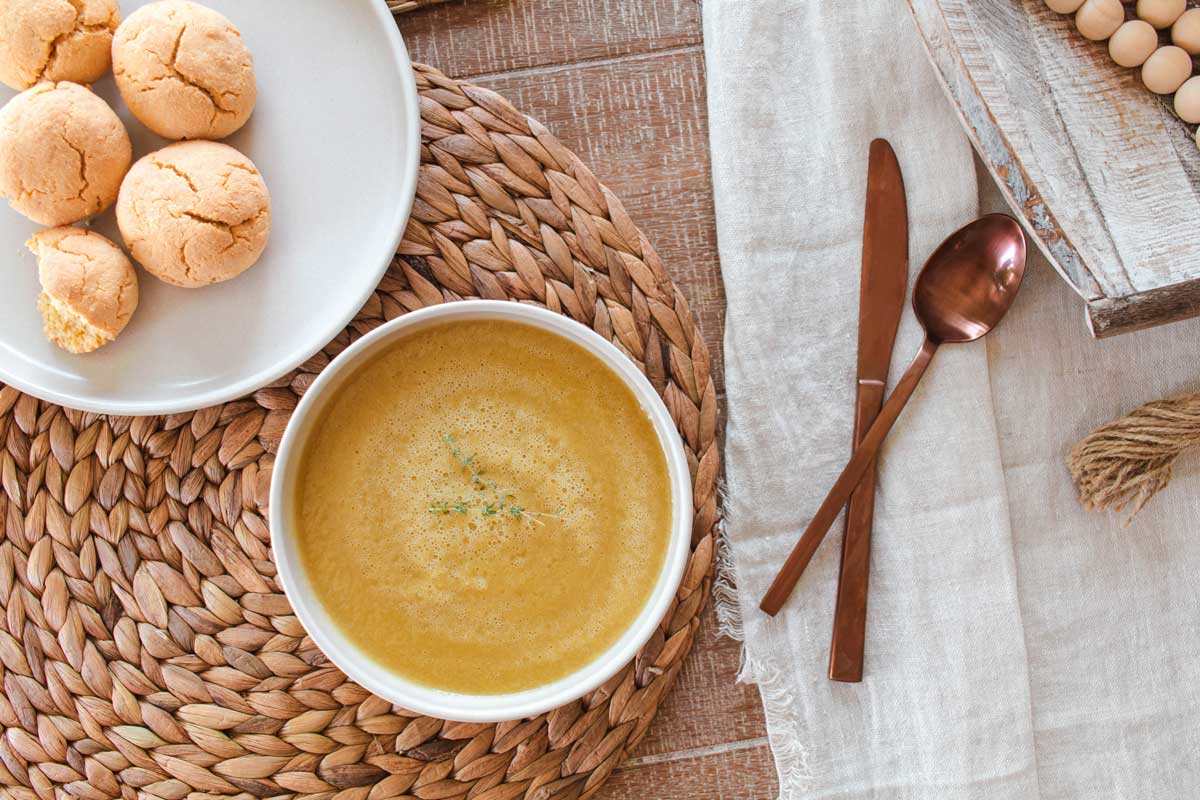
[706, 0, 1200, 797]
[980, 177, 1200, 797]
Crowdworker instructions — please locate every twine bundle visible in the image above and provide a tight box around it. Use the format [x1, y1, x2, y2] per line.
[1068, 392, 1200, 519]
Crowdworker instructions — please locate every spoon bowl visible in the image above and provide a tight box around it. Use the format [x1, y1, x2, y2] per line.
[760, 214, 1028, 616]
[914, 214, 1027, 343]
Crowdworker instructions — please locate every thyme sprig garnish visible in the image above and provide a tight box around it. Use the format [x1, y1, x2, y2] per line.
[428, 435, 565, 525]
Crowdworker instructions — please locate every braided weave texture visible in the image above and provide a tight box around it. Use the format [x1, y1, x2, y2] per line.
[0, 64, 720, 800]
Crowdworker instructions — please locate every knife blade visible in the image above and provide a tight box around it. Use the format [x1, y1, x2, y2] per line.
[828, 138, 908, 682]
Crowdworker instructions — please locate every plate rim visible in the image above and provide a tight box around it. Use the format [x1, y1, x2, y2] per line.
[0, 0, 422, 416]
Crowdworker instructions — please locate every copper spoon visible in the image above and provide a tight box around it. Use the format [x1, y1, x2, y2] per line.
[760, 214, 1027, 616]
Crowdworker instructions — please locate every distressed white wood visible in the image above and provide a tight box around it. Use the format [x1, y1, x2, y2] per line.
[908, 0, 1200, 336]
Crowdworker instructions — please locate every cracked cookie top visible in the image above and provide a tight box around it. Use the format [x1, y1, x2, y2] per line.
[28, 226, 138, 352]
[112, 0, 256, 141]
[116, 140, 271, 287]
[0, 0, 120, 90]
[0, 81, 132, 226]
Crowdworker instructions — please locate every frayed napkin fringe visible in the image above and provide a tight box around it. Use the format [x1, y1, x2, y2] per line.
[713, 479, 815, 793]
[712, 481, 745, 644]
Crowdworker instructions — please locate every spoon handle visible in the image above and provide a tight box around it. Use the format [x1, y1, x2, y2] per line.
[760, 338, 939, 616]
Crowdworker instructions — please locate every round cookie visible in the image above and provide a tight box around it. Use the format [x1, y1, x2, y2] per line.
[28, 227, 138, 354]
[112, 1, 256, 140]
[117, 141, 270, 287]
[0, 0, 119, 90]
[0, 81, 132, 226]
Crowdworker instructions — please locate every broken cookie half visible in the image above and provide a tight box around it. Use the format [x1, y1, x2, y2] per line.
[27, 227, 138, 354]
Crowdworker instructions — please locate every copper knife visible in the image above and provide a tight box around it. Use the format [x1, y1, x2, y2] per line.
[828, 138, 908, 683]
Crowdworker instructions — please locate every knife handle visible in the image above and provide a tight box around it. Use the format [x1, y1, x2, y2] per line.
[828, 378, 886, 682]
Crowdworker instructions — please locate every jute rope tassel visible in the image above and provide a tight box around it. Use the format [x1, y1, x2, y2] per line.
[1068, 393, 1200, 520]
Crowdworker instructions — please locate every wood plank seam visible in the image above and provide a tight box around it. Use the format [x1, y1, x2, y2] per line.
[619, 737, 771, 769]
[450, 43, 705, 83]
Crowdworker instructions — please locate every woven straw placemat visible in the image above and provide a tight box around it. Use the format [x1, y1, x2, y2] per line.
[0, 64, 719, 800]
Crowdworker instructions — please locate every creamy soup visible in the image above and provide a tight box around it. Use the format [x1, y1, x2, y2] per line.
[293, 318, 672, 695]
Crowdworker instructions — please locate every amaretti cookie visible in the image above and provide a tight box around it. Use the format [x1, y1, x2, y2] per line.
[28, 227, 138, 354]
[0, 81, 131, 226]
[112, 1, 256, 140]
[116, 141, 270, 287]
[0, 0, 119, 90]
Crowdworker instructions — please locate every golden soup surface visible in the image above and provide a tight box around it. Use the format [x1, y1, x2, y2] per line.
[294, 318, 672, 695]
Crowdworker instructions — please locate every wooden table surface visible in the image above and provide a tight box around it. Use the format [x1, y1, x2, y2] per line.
[395, 2, 777, 798]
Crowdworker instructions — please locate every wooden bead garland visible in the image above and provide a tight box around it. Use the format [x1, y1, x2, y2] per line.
[1137, 0, 1186, 29]
[1110, 19, 1159, 66]
[1172, 8, 1200, 54]
[1174, 74, 1200, 121]
[1045, 0, 1085, 12]
[1045, 0, 1200, 149]
[1142, 44, 1192, 93]
[1076, 0, 1126, 39]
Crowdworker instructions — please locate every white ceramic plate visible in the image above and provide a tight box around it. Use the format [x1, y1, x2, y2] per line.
[0, 0, 419, 414]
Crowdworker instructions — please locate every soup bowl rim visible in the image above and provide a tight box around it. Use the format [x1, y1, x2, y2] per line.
[269, 299, 694, 722]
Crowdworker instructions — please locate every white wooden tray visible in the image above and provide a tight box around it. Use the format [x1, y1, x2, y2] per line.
[908, 0, 1200, 336]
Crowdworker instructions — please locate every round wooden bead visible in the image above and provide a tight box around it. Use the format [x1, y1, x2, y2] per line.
[1172, 8, 1200, 54]
[1110, 20, 1159, 66]
[1142, 45, 1194, 93]
[1137, 0, 1186, 29]
[1174, 75, 1200, 122]
[1076, 0, 1125, 40]
[1046, 0, 1085, 12]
